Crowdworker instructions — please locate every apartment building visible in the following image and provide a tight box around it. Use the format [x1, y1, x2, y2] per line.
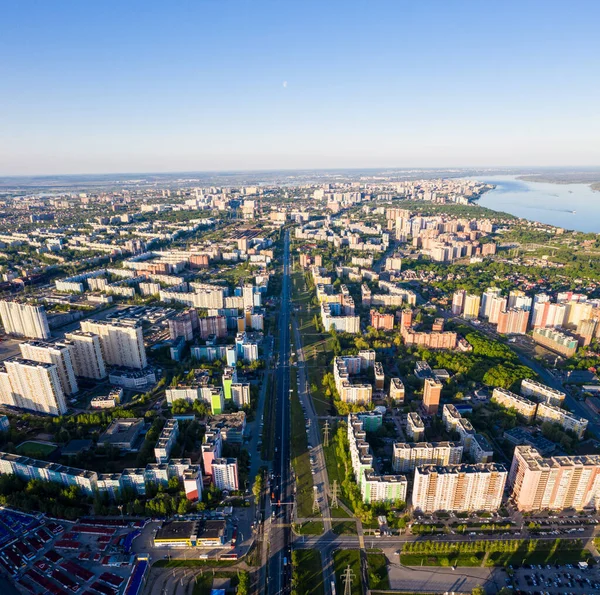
[370, 310, 394, 331]
[509, 445, 600, 511]
[333, 355, 373, 405]
[154, 419, 179, 464]
[80, 319, 147, 369]
[451, 290, 466, 316]
[463, 294, 481, 320]
[536, 402, 588, 439]
[400, 325, 458, 350]
[392, 441, 463, 472]
[211, 458, 239, 491]
[389, 377, 405, 403]
[0, 358, 67, 416]
[423, 377, 443, 415]
[532, 327, 578, 358]
[412, 463, 507, 513]
[168, 308, 199, 341]
[64, 331, 107, 379]
[520, 378, 566, 407]
[362, 472, 407, 504]
[492, 388, 537, 422]
[406, 412, 425, 441]
[201, 428, 222, 479]
[0, 300, 50, 339]
[231, 383, 251, 408]
[19, 341, 78, 396]
[348, 414, 407, 503]
[496, 308, 529, 335]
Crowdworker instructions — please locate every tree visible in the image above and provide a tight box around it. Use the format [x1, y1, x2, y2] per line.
[252, 473, 264, 506]
[471, 587, 485, 595]
[237, 571, 250, 595]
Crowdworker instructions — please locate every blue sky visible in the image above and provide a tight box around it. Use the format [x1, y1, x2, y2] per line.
[1, 0, 599, 174]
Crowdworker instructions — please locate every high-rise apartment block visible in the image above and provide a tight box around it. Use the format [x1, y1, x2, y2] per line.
[211, 458, 239, 491]
[532, 327, 578, 357]
[412, 463, 507, 513]
[168, 308, 199, 341]
[0, 358, 67, 416]
[370, 310, 394, 331]
[496, 308, 529, 335]
[463, 294, 481, 320]
[0, 301, 50, 339]
[63, 331, 107, 379]
[80, 319, 147, 369]
[451, 290, 466, 316]
[509, 445, 600, 511]
[423, 377, 443, 415]
[19, 341, 78, 396]
[392, 441, 463, 472]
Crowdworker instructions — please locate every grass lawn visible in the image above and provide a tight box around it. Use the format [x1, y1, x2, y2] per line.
[290, 368, 319, 519]
[485, 547, 590, 567]
[333, 549, 363, 595]
[15, 441, 57, 458]
[400, 552, 484, 567]
[293, 549, 325, 595]
[322, 421, 355, 513]
[291, 270, 335, 417]
[329, 506, 351, 519]
[366, 553, 390, 591]
[192, 572, 239, 595]
[293, 521, 325, 535]
[333, 521, 358, 535]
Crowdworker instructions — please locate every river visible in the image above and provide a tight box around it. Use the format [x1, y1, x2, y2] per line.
[470, 175, 600, 233]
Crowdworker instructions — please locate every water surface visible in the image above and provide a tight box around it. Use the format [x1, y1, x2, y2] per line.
[471, 175, 600, 233]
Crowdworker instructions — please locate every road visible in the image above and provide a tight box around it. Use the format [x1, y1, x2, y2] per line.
[291, 316, 337, 594]
[268, 229, 292, 595]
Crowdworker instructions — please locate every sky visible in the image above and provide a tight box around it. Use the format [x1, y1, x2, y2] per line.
[1, 0, 600, 175]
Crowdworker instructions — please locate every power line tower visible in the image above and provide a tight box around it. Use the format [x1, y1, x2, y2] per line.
[323, 420, 330, 447]
[312, 486, 320, 514]
[342, 565, 355, 595]
[331, 480, 339, 509]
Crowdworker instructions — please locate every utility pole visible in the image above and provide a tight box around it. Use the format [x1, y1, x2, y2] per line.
[312, 486, 320, 514]
[323, 420, 330, 447]
[331, 480, 339, 509]
[342, 565, 355, 595]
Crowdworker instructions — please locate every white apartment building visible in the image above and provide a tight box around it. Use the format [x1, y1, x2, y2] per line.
[412, 463, 507, 513]
[491, 388, 537, 422]
[509, 445, 600, 511]
[406, 412, 425, 441]
[392, 441, 463, 473]
[536, 402, 588, 439]
[231, 383, 251, 408]
[19, 341, 78, 396]
[0, 301, 50, 339]
[211, 458, 239, 491]
[520, 378, 565, 407]
[80, 319, 147, 369]
[63, 331, 107, 379]
[0, 358, 67, 416]
[154, 419, 179, 464]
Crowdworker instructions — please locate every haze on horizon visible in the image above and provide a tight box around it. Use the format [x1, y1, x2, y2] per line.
[2, 0, 599, 176]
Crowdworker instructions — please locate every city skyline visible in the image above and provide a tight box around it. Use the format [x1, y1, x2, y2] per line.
[2, 0, 600, 175]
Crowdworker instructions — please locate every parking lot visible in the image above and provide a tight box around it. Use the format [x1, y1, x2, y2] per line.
[510, 563, 600, 594]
